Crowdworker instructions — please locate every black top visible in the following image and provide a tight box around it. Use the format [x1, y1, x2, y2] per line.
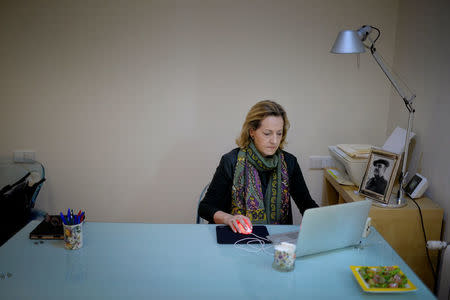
[198, 148, 318, 224]
[365, 176, 387, 195]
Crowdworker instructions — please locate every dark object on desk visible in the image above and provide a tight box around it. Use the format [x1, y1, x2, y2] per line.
[29, 215, 64, 240]
[216, 225, 271, 244]
[404, 173, 428, 199]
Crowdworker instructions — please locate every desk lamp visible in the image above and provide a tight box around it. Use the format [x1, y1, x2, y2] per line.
[331, 25, 416, 208]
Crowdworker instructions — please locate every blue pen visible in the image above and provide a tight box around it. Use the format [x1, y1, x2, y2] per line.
[60, 212, 67, 225]
[67, 209, 71, 225]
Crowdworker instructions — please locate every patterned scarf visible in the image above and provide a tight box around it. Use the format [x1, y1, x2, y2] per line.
[231, 142, 290, 224]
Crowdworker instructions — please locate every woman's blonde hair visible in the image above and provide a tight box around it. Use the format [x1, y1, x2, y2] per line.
[236, 100, 290, 149]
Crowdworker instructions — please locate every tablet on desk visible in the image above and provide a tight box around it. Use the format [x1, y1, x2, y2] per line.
[29, 215, 64, 240]
[216, 225, 270, 244]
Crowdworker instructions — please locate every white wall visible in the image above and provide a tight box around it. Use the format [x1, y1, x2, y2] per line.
[387, 0, 450, 298]
[0, 0, 398, 223]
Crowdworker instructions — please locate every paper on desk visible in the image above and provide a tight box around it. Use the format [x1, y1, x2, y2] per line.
[337, 144, 371, 158]
[382, 127, 415, 154]
[327, 169, 354, 186]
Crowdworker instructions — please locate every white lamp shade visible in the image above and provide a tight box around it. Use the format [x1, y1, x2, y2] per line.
[330, 30, 366, 54]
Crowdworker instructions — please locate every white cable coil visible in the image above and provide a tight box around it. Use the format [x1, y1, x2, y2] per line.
[234, 233, 274, 255]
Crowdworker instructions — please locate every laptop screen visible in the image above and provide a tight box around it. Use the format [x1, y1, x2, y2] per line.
[295, 200, 371, 257]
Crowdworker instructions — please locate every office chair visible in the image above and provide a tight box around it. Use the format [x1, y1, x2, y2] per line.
[196, 183, 210, 224]
[0, 160, 46, 246]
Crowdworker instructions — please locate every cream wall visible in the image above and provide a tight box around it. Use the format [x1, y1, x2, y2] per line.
[387, 0, 449, 298]
[0, 0, 398, 223]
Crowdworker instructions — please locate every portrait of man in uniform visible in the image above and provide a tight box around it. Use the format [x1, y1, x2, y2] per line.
[365, 159, 389, 195]
[360, 149, 400, 204]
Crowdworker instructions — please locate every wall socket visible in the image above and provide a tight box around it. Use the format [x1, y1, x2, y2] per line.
[13, 150, 36, 163]
[309, 155, 335, 170]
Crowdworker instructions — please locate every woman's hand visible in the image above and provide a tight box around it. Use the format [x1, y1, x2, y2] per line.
[213, 211, 253, 233]
[224, 214, 253, 234]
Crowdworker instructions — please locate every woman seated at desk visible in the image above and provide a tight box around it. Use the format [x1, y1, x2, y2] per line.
[198, 100, 318, 233]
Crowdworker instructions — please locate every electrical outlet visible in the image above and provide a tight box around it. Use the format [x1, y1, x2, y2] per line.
[23, 151, 35, 162]
[309, 156, 335, 169]
[309, 156, 322, 169]
[323, 156, 336, 169]
[13, 150, 36, 163]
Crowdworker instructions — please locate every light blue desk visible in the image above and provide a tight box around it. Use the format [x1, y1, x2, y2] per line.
[0, 221, 436, 299]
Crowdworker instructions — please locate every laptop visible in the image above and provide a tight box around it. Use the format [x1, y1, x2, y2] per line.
[267, 200, 372, 257]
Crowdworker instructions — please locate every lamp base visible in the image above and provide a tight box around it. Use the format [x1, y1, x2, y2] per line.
[367, 194, 407, 208]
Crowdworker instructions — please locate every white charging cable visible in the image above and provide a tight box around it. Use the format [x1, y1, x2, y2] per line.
[234, 232, 274, 255]
[362, 217, 372, 238]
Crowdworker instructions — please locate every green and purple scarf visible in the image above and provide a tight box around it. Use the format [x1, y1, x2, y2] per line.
[231, 142, 290, 224]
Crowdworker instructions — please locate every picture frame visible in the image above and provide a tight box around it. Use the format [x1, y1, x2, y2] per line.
[359, 148, 401, 204]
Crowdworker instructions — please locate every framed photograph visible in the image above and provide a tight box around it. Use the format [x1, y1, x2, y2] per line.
[359, 148, 401, 204]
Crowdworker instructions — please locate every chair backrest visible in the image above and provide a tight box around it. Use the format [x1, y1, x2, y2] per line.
[0, 160, 46, 246]
[0, 160, 45, 208]
[196, 183, 210, 224]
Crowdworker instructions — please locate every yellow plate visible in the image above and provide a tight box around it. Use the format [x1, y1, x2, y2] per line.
[350, 266, 417, 293]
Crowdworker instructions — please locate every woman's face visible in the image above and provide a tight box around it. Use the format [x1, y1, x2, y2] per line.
[249, 116, 284, 157]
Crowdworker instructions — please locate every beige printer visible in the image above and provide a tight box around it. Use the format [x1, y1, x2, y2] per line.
[328, 127, 416, 187]
[328, 144, 371, 187]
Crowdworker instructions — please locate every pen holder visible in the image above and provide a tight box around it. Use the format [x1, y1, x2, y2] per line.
[63, 222, 83, 250]
[272, 242, 296, 272]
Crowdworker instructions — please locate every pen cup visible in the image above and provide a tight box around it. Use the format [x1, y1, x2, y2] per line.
[272, 242, 296, 272]
[63, 222, 83, 250]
